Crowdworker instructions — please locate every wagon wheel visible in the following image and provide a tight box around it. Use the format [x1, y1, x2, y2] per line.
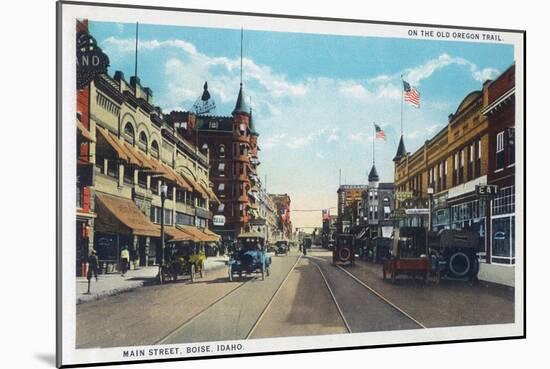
[190, 264, 196, 283]
[228, 266, 233, 282]
[261, 264, 265, 281]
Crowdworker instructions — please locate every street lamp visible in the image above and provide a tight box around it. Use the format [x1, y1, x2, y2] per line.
[159, 183, 168, 284]
[426, 187, 434, 256]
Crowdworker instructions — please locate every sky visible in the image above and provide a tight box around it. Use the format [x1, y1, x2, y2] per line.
[89, 20, 514, 229]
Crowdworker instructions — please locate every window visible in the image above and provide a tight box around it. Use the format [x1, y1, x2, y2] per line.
[175, 189, 185, 203]
[217, 203, 225, 213]
[467, 143, 474, 179]
[138, 131, 148, 152]
[219, 145, 225, 158]
[176, 212, 194, 226]
[151, 179, 159, 194]
[124, 167, 134, 185]
[218, 162, 225, 176]
[508, 127, 515, 165]
[492, 216, 515, 264]
[239, 123, 246, 135]
[218, 183, 225, 193]
[374, 206, 378, 220]
[458, 149, 464, 183]
[475, 139, 482, 177]
[138, 171, 147, 188]
[123, 123, 135, 145]
[496, 131, 505, 170]
[151, 141, 159, 159]
[209, 121, 218, 129]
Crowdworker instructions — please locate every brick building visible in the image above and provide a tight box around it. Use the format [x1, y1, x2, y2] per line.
[481, 64, 516, 284]
[393, 65, 516, 286]
[167, 82, 264, 243]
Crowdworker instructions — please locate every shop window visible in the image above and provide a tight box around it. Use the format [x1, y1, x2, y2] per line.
[491, 216, 514, 264]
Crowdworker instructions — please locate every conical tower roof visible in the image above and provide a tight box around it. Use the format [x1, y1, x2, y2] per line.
[393, 135, 408, 162]
[249, 108, 259, 136]
[368, 164, 380, 182]
[232, 83, 249, 116]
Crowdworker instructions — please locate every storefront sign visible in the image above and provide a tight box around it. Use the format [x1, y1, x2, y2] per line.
[396, 191, 413, 201]
[405, 208, 430, 215]
[213, 215, 226, 226]
[390, 208, 407, 220]
[476, 184, 499, 197]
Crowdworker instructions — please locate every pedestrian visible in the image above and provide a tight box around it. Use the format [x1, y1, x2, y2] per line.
[87, 249, 99, 282]
[120, 246, 130, 277]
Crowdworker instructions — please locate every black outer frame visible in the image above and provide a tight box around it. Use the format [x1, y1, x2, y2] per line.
[55, 1, 527, 367]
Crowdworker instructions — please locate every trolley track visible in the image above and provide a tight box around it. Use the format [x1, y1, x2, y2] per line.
[307, 255, 426, 331]
[157, 252, 302, 344]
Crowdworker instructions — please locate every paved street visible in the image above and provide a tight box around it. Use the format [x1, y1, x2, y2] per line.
[76, 247, 514, 349]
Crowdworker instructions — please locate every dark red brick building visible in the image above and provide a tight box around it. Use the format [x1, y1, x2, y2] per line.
[483, 64, 516, 265]
[167, 82, 261, 243]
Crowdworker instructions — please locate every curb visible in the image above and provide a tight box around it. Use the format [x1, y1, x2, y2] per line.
[76, 260, 229, 305]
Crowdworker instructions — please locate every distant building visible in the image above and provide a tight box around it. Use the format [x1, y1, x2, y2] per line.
[269, 194, 292, 240]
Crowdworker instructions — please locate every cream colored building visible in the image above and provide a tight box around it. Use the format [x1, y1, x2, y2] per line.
[87, 72, 219, 270]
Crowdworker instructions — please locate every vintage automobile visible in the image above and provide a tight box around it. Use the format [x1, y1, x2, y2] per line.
[367, 237, 392, 264]
[383, 227, 430, 283]
[275, 240, 289, 256]
[428, 229, 480, 281]
[160, 242, 206, 283]
[228, 232, 272, 281]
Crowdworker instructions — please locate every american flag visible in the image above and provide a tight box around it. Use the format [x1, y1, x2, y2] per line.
[374, 123, 386, 140]
[403, 80, 420, 108]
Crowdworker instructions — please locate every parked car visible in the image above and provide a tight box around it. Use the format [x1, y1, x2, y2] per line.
[228, 232, 271, 281]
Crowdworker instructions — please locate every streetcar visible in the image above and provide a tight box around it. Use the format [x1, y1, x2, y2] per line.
[333, 234, 355, 266]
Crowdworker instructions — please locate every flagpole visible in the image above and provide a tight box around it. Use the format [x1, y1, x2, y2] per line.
[400, 75, 404, 136]
[134, 22, 139, 79]
[373, 123, 375, 165]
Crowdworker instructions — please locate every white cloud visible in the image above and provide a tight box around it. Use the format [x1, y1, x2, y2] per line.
[404, 53, 500, 85]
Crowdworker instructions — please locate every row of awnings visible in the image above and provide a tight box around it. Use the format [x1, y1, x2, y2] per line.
[97, 127, 219, 204]
[95, 192, 220, 243]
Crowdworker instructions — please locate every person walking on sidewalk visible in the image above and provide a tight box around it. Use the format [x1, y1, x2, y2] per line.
[120, 246, 130, 277]
[87, 250, 99, 282]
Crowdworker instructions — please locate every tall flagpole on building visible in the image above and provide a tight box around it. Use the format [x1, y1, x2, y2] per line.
[134, 22, 139, 79]
[400, 75, 404, 135]
[240, 27, 243, 85]
[373, 122, 376, 165]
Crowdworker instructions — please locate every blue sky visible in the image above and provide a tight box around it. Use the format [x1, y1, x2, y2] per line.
[89, 21, 514, 228]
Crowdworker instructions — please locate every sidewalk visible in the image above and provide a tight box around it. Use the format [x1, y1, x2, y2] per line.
[76, 255, 229, 304]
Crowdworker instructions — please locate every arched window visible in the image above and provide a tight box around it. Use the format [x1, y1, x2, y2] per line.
[124, 122, 135, 145]
[219, 144, 225, 158]
[151, 140, 159, 159]
[138, 131, 148, 152]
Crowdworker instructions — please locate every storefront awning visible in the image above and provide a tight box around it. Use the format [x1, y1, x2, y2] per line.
[203, 228, 221, 242]
[95, 193, 159, 237]
[176, 225, 219, 242]
[178, 170, 208, 199]
[159, 226, 194, 242]
[77, 120, 95, 142]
